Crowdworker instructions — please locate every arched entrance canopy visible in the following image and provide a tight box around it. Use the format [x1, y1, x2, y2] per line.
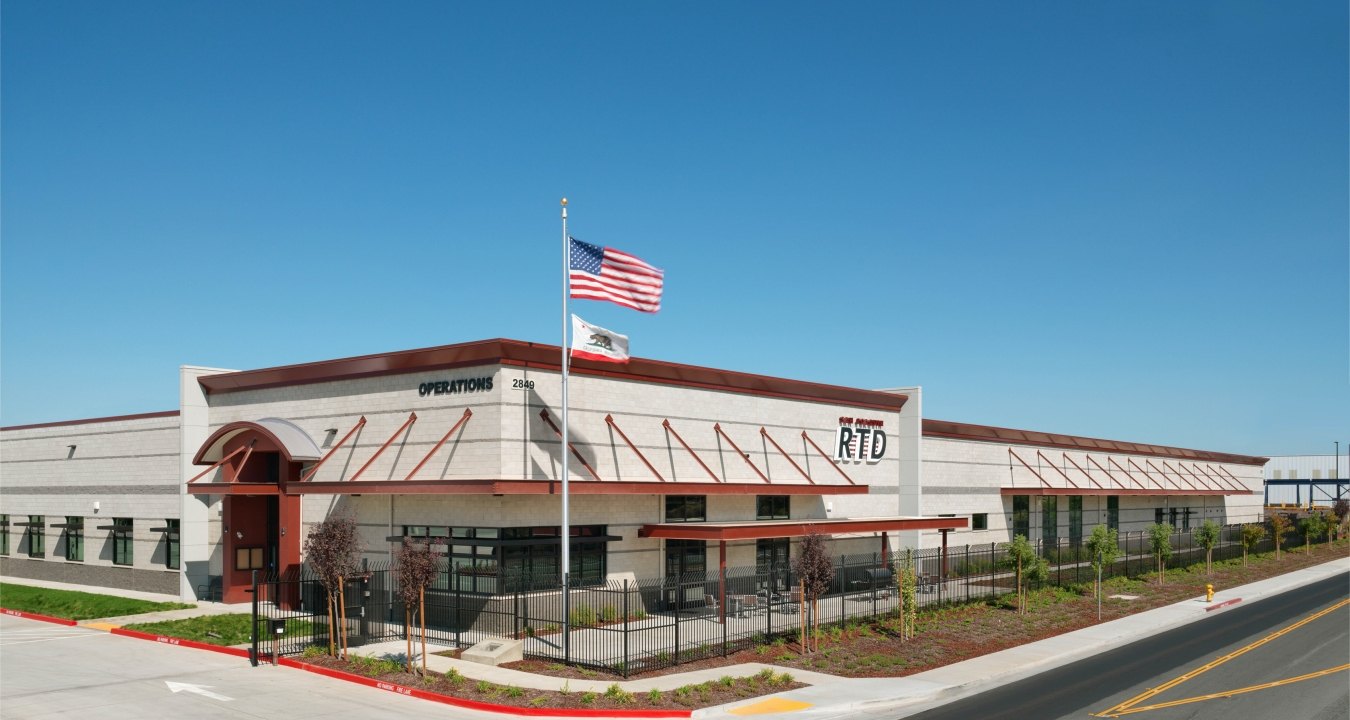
[192, 418, 322, 465]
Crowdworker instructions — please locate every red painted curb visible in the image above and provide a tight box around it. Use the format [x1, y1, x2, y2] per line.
[278, 657, 692, 719]
[1204, 597, 1243, 612]
[1, 608, 79, 626]
[110, 627, 252, 658]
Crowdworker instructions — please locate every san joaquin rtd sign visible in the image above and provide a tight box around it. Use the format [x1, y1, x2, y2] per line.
[835, 417, 886, 463]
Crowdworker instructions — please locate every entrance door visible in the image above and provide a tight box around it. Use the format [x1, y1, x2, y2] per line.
[664, 539, 706, 610]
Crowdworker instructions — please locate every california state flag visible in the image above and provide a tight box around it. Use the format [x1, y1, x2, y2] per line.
[571, 315, 629, 364]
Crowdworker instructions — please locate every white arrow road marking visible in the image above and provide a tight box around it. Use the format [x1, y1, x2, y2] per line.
[165, 681, 233, 702]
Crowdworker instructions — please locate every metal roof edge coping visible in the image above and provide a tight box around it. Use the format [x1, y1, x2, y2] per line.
[194, 338, 909, 410]
[1, 410, 181, 432]
[924, 418, 1268, 467]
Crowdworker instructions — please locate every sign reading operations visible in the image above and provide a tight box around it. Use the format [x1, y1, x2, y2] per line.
[417, 377, 493, 397]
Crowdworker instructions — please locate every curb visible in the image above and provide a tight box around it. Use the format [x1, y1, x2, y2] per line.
[1204, 597, 1242, 612]
[109, 627, 252, 659]
[278, 657, 693, 718]
[1, 608, 79, 626]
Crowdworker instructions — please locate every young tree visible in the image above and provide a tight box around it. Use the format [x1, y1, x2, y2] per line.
[1193, 520, 1221, 575]
[303, 514, 363, 658]
[1238, 523, 1266, 566]
[394, 537, 441, 674]
[1005, 535, 1037, 614]
[1085, 525, 1121, 601]
[1146, 523, 1172, 585]
[1299, 512, 1328, 555]
[1333, 499, 1349, 541]
[894, 548, 917, 641]
[790, 532, 834, 653]
[1268, 513, 1292, 559]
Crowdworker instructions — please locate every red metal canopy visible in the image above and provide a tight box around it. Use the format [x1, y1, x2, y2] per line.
[637, 516, 966, 541]
[999, 487, 1251, 497]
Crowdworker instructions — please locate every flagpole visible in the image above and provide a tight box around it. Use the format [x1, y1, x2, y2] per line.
[560, 197, 571, 660]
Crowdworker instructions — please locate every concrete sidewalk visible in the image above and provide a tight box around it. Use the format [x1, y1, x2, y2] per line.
[695, 556, 1350, 718]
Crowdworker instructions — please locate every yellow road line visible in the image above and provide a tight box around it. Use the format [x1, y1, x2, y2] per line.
[1110, 663, 1350, 716]
[1093, 598, 1349, 717]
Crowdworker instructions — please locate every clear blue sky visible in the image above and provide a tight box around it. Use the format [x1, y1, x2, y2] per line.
[2, 1, 1346, 457]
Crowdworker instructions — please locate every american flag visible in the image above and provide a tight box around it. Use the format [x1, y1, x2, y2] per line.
[569, 237, 664, 313]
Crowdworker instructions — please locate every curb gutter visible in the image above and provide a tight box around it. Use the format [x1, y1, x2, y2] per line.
[1, 608, 79, 626]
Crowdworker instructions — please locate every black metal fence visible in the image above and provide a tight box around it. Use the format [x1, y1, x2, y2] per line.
[251, 523, 1288, 673]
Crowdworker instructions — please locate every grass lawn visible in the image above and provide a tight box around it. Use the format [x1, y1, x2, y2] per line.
[124, 614, 316, 646]
[0, 583, 194, 620]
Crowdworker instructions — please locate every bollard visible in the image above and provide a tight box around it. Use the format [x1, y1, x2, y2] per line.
[1205, 583, 1214, 602]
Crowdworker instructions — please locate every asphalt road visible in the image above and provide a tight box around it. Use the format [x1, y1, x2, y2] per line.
[0, 616, 498, 720]
[896, 573, 1350, 720]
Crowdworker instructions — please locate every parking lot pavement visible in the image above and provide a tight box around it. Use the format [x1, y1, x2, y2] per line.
[0, 615, 512, 720]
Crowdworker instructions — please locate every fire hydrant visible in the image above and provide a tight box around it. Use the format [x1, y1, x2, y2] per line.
[1206, 583, 1214, 602]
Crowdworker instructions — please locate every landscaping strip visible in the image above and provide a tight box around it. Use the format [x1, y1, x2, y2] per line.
[110, 627, 251, 659]
[278, 657, 693, 719]
[1, 607, 78, 626]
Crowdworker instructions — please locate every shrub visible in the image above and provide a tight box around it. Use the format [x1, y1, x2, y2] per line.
[604, 684, 634, 704]
[579, 691, 598, 705]
[568, 606, 597, 628]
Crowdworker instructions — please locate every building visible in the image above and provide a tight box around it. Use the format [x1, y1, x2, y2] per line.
[1263, 454, 1349, 507]
[0, 338, 1267, 602]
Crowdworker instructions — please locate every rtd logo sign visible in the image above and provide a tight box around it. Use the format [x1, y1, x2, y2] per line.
[835, 417, 886, 464]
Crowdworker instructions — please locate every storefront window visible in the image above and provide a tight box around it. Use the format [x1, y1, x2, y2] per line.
[1041, 497, 1058, 548]
[665, 539, 706, 578]
[1012, 496, 1029, 539]
[406, 524, 609, 593]
[1068, 496, 1083, 546]
[1107, 496, 1119, 531]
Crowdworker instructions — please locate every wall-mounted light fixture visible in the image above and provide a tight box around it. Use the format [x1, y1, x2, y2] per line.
[322, 429, 338, 448]
[67, 444, 77, 459]
[235, 530, 244, 540]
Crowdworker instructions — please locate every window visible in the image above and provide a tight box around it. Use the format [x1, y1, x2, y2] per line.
[64, 517, 83, 562]
[1155, 507, 1165, 526]
[972, 513, 988, 531]
[235, 547, 266, 571]
[1168, 508, 1178, 529]
[1107, 496, 1119, 531]
[27, 515, 45, 558]
[165, 519, 180, 569]
[1068, 496, 1083, 546]
[1, 515, 9, 555]
[1042, 497, 1058, 547]
[112, 518, 133, 566]
[411, 524, 610, 593]
[756, 538, 790, 590]
[664, 496, 706, 523]
[665, 539, 706, 578]
[756, 495, 790, 520]
[1181, 507, 1192, 532]
[1012, 496, 1030, 539]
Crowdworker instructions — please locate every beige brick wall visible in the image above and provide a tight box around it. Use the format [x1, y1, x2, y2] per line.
[1, 415, 181, 584]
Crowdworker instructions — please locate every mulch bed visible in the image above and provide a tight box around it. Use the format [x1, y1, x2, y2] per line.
[298, 653, 801, 711]
[506, 542, 1348, 681]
